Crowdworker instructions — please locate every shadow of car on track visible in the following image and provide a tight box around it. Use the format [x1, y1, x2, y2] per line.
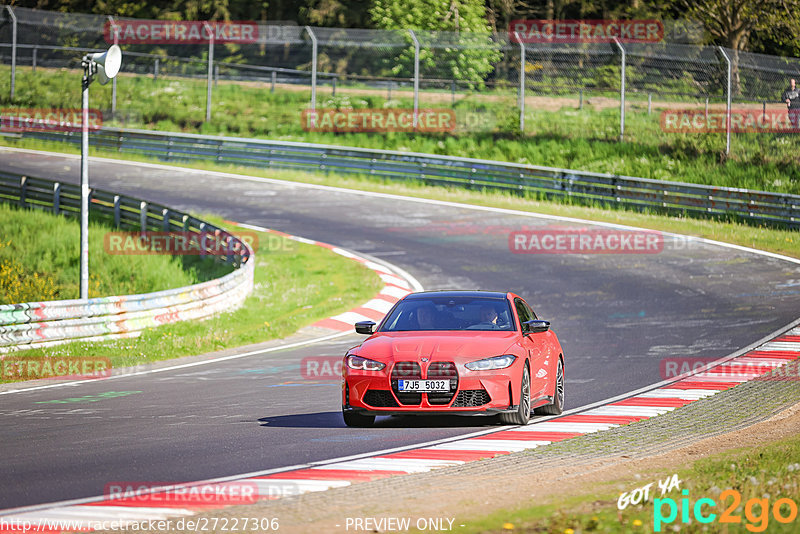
[258, 412, 506, 429]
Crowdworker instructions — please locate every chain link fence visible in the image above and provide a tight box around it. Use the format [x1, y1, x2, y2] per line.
[2, 5, 800, 158]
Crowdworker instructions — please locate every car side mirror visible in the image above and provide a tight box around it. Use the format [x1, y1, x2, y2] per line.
[523, 319, 550, 334]
[355, 321, 376, 335]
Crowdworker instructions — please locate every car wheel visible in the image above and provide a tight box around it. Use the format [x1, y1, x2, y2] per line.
[342, 409, 375, 427]
[500, 365, 531, 425]
[535, 358, 564, 416]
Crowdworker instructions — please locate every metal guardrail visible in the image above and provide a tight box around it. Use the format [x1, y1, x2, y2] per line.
[0, 171, 254, 351]
[12, 127, 800, 229]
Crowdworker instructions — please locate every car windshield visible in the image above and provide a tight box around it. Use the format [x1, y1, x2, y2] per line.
[379, 296, 515, 332]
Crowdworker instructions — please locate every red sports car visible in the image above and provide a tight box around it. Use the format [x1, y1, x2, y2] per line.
[341, 290, 565, 427]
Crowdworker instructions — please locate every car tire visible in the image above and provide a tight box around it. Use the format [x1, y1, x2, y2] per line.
[535, 358, 564, 416]
[500, 365, 531, 425]
[342, 410, 375, 427]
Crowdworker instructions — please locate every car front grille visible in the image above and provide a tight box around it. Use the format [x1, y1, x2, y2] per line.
[391, 361, 422, 405]
[452, 389, 492, 407]
[363, 389, 399, 408]
[426, 361, 458, 405]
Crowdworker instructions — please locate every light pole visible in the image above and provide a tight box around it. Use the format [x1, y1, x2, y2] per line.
[80, 45, 122, 300]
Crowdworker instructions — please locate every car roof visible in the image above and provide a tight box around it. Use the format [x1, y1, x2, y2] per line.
[404, 290, 510, 300]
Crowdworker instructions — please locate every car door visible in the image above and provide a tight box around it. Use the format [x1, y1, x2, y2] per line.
[515, 297, 548, 400]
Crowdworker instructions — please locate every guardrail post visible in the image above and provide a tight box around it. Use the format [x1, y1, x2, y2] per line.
[113, 195, 121, 227]
[32, 46, 37, 73]
[718, 46, 732, 155]
[204, 21, 214, 122]
[305, 26, 318, 113]
[53, 182, 61, 215]
[408, 29, 420, 129]
[107, 16, 120, 116]
[162, 208, 170, 231]
[140, 201, 148, 233]
[332, 76, 336, 97]
[182, 214, 190, 232]
[199, 222, 207, 256]
[19, 176, 26, 207]
[154, 58, 159, 80]
[271, 70, 276, 93]
[613, 38, 625, 142]
[5, 6, 17, 101]
[515, 33, 525, 132]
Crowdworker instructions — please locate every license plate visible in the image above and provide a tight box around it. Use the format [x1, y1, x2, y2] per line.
[398, 379, 449, 392]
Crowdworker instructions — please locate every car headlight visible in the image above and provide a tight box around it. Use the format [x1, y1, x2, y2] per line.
[465, 354, 517, 371]
[346, 355, 386, 371]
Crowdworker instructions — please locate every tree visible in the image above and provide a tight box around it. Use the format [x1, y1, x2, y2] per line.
[370, 0, 501, 87]
[678, 0, 800, 94]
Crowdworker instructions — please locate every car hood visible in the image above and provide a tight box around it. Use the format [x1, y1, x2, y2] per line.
[354, 331, 518, 362]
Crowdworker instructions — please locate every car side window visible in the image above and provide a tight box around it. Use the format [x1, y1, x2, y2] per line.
[524, 301, 538, 320]
[515, 298, 532, 331]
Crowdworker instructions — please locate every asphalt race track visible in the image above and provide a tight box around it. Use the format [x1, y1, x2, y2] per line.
[1, 149, 798, 510]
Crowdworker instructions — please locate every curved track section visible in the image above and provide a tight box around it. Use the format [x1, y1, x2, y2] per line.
[0, 148, 798, 511]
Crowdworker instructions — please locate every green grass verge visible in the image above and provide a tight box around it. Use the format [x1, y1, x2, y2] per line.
[1, 65, 798, 194]
[457, 432, 800, 533]
[1, 212, 383, 382]
[1, 136, 797, 260]
[0, 202, 228, 303]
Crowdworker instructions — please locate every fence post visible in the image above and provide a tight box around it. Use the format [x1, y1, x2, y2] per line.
[515, 33, 525, 132]
[305, 26, 317, 112]
[19, 176, 26, 207]
[613, 38, 625, 141]
[32, 46, 37, 73]
[5, 6, 17, 101]
[579, 88, 583, 110]
[204, 21, 214, 122]
[139, 201, 148, 233]
[648, 93, 652, 114]
[107, 16, 120, 115]
[408, 29, 420, 129]
[154, 58, 159, 80]
[332, 75, 336, 97]
[114, 195, 121, 227]
[718, 46, 732, 155]
[214, 63, 219, 87]
[271, 70, 276, 93]
[53, 182, 61, 215]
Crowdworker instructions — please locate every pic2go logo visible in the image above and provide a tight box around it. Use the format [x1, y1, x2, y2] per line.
[654, 489, 798, 532]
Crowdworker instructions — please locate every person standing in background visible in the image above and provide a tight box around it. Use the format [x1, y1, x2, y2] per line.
[782, 78, 800, 130]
